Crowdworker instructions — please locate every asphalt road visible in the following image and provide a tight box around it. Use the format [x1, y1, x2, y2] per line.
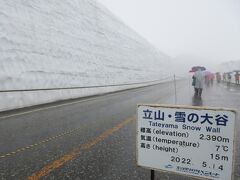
[0, 80, 239, 180]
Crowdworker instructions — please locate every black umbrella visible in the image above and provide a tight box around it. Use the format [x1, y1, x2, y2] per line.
[189, 66, 206, 72]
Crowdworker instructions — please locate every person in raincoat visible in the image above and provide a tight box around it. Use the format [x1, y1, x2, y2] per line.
[216, 72, 221, 83]
[193, 68, 204, 97]
[227, 73, 231, 87]
[235, 72, 239, 84]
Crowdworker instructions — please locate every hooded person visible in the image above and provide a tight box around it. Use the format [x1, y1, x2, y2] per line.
[194, 68, 204, 97]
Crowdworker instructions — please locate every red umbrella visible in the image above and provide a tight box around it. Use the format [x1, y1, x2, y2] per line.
[204, 71, 212, 76]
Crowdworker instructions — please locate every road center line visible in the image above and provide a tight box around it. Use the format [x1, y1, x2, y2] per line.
[0, 126, 84, 159]
[27, 116, 134, 180]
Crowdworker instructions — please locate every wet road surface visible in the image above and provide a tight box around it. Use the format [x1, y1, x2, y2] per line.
[0, 80, 239, 180]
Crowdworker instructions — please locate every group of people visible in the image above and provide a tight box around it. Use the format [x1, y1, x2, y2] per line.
[192, 69, 240, 98]
[223, 72, 239, 84]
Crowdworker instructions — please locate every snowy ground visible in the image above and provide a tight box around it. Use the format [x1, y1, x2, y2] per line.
[0, 0, 173, 111]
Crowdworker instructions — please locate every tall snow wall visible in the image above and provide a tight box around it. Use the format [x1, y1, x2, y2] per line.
[0, 0, 171, 111]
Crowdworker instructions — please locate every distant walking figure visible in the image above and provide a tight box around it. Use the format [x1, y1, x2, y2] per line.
[216, 72, 221, 83]
[227, 73, 231, 87]
[235, 72, 239, 84]
[223, 73, 226, 82]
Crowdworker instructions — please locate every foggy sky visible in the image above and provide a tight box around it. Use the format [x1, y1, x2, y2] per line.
[98, 0, 240, 65]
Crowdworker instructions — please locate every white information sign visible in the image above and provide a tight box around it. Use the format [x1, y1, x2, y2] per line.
[137, 104, 236, 180]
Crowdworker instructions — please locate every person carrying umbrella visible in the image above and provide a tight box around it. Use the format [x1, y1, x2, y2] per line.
[204, 71, 214, 87]
[193, 68, 204, 97]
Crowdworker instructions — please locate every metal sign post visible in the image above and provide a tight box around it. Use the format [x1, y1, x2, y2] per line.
[151, 169, 155, 180]
[137, 104, 236, 180]
[173, 74, 177, 104]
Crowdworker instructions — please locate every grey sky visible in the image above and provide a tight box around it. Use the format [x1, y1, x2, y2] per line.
[98, 0, 240, 64]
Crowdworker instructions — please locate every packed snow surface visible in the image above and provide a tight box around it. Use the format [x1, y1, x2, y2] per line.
[0, 0, 171, 111]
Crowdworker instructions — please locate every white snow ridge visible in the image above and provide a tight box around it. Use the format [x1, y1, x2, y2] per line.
[0, 0, 171, 111]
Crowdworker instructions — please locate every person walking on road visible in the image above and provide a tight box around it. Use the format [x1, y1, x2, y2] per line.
[223, 73, 226, 82]
[235, 72, 239, 84]
[194, 68, 204, 97]
[227, 73, 232, 87]
[216, 72, 221, 83]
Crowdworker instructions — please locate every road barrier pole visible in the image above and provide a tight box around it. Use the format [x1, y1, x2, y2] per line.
[174, 74, 177, 104]
[151, 169, 155, 180]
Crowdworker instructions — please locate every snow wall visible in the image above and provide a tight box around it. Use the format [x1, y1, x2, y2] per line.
[0, 0, 172, 112]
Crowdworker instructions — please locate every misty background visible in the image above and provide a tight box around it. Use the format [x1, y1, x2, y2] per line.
[98, 0, 240, 72]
